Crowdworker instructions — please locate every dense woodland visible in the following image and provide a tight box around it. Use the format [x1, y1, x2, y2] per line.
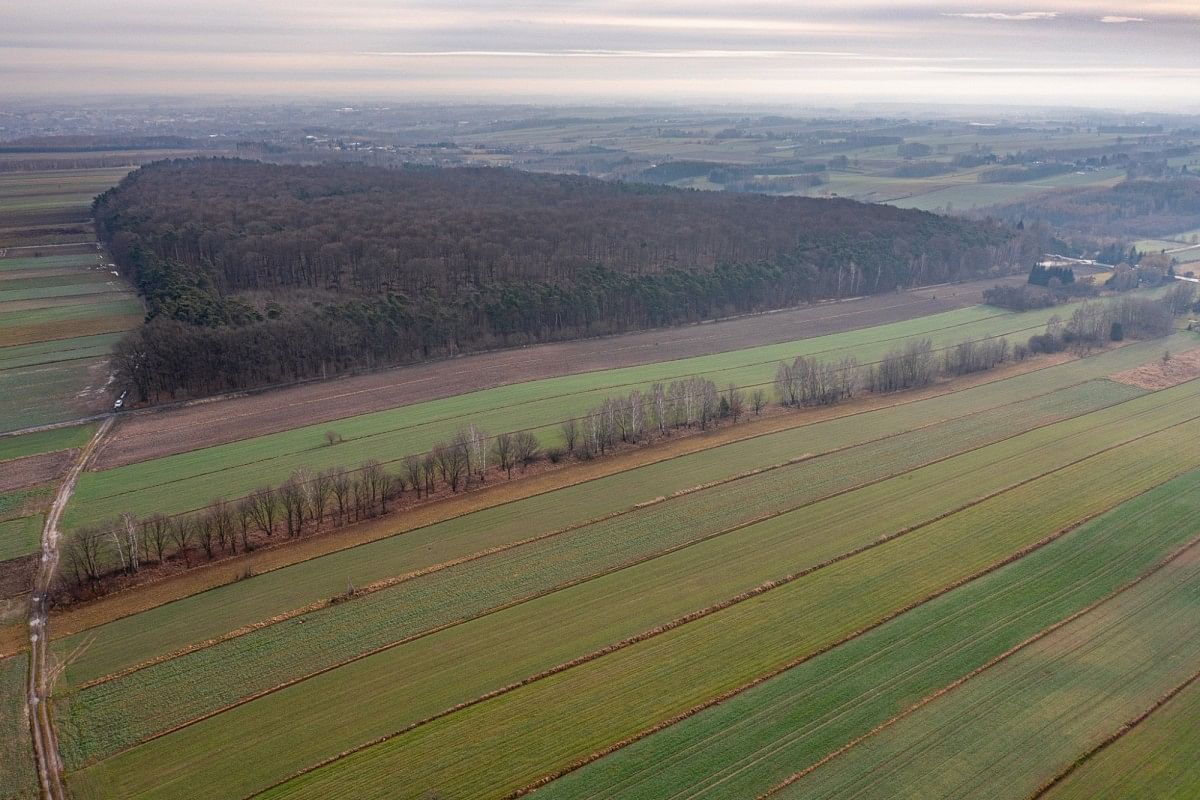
[95, 158, 1046, 400]
[984, 177, 1200, 240]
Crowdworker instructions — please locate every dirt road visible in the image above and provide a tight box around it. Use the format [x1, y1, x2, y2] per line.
[27, 417, 111, 800]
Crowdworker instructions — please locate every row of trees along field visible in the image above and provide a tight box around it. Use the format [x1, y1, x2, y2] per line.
[95, 158, 1049, 401]
[58, 293, 1182, 602]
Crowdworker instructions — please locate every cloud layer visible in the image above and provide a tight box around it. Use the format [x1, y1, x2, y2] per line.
[1, 2, 1197, 107]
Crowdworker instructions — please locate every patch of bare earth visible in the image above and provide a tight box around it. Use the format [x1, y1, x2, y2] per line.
[0, 450, 73, 493]
[1110, 347, 1200, 390]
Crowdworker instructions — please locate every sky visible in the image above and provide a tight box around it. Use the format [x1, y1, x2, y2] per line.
[3, 1, 1199, 109]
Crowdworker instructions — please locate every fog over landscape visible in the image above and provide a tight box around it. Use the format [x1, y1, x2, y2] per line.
[3, 1, 1199, 107]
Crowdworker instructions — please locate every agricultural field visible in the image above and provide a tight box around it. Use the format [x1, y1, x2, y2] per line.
[64, 295, 1146, 527]
[1044, 672, 1200, 800]
[1, 122, 1197, 800]
[0, 163, 143, 433]
[35, 320, 1200, 800]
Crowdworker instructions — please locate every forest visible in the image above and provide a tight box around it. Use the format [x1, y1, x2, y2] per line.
[984, 177, 1200, 239]
[95, 158, 1047, 400]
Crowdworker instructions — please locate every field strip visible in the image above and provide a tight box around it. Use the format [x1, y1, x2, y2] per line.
[221, 419, 1200, 800]
[535, 472, 1200, 800]
[1034, 668, 1200, 799]
[770, 544, 1200, 800]
[7, 348, 1089, 655]
[55, 368, 1166, 684]
[68, 409, 1200, 798]
[76, 308, 1033, 510]
[69, 377, 1135, 692]
[60, 379, 1147, 765]
[758, 537, 1200, 798]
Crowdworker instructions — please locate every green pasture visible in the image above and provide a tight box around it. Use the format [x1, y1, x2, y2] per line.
[205, 414, 1200, 800]
[0, 514, 42, 562]
[0, 255, 98, 272]
[0, 358, 109, 432]
[0, 334, 123, 372]
[0, 655, 37, 800]
[0, 423, 95, 462]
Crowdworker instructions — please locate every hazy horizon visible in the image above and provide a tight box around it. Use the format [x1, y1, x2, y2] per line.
[3, 2, 1199, 110]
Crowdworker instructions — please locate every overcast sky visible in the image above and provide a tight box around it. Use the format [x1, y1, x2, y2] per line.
[3, 1, 1199, 109]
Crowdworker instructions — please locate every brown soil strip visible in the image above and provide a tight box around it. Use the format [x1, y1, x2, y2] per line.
[93, 275, 1025, 469]
[0, 353, 1065, 656]
[757, 535, 1200, 799]
[0, 292, 132, 314]
[1111, 347, 1200, 390]
[1031, 667, 1200, 798]
[0, 554, 35, 599]
[0, 315, 140, 348]
[0, 451, 74, 493]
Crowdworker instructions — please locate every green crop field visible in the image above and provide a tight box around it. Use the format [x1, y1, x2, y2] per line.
[65, 297, 1152, 527]
[0, 255, 97, 272]
[1045, 672, 1200, 800]
[66, 379, 1200, 799]
[53, 378, 1144, 764]
[541, 469, 1200, 800]
[0, 655, 37, 800]
[0, 514, 42, 561]
[0, 423, 96, 462]
[51, 336, 1176, 684]
[157, 413, 1200, 800]
[0, 334, 123, 371]
[781, 543, 1200, 800]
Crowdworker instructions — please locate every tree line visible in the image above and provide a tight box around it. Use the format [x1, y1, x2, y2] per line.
[95, 158, 1048, 402]
[59, 323, 1086, 602]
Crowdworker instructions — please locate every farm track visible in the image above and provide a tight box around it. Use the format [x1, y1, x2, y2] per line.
[27, 418, 110, 800]
[70, 391, 1200, 796]
[91, 275, 1024, 470]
